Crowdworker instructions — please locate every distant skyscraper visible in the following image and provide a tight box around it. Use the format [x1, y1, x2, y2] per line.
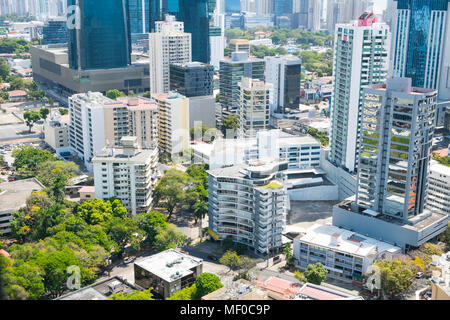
[149, 0, 216, 64]
[225, 0, 241, 13]
[129, 0, 150, 34]
[42, 17, 68, 45]
[67, 0, 131, 70]
[219, 52, 265, 115]
[265, 55, 302, 113]
[170, 62, 214, 97]
[391, 0, 450, 101]
[329, 12, 390, 173]
[307, 0, 322, 31]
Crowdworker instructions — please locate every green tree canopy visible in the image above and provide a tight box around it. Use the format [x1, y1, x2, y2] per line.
[12, 146, 55, 177]
[23, 111, 41, 133]
[192, 272, 223, 300]
[106, 89, 126, 100]
[304, 262, 328, 285]
[154, 223, 186, 251]
[134, 211, 168, 244]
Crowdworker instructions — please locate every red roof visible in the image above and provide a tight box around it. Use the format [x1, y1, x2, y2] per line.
[0, 249, 10, 258]
[298, 284, 351, 300]
[255, 277, 302, 298]
[78, 186, 95, 193]
[8, 90, 27, 97]
[433, 148, 448, 158]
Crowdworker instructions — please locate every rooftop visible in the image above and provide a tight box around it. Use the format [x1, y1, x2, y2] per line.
[134, 249, 203, 283]
[296, 224, 401, 258]
[117, 96, 158, 111]
[56, 276, 139, 300]
[296, 283, 363, 300]
[78, 186, 95, 193]
[430, 160, 450, 176]
[8, 90, 27, 97]
[0, 178, 45, 212]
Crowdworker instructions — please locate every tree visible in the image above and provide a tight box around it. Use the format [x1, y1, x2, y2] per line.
[152, 169, 192, 220]
[294, 270, 306, 284]
[104, 217, 144, 255]
[106, 89, 126, 100]
[304, 263, 328, 285]
[376, 259, 416, 297]
[39, 107, 50, 120]
[222, 114, 238, 136]
[59, 108, 69, 115]
[74, 198, 126, 225]
[134, 211, 168, 244]
[35, 160, 80, 187]
[192, 200, 208, 225]
[108, 288, 154, 300]
[23, 111, 41, 133]
[9, 77, 25, 90]
[283, 242, 294, 266]
[192, 273, 223, 300]
[0, 58, 10, 79]
[167, 284, 196, 300]
[154, 224, 186, 251]
[13, 146, 55, 178]
[220, 250, 240, 273]
[439, 222, 450, 250]
[47, 172, 67, 203]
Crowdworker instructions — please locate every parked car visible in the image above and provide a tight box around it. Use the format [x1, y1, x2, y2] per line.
[416, 272, 424, 279]
[124, 257, 135, 264]
[207, 255, 218, 262]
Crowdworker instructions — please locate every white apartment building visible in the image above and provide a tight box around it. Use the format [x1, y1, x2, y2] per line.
[329, 13, 390, 173]
[238, 77, 270, 138]
[149, 20, 191, 95]
[68, 92, 158, 171]
[154, 15, 184, 33]
[210, 11, 225, 71]
[207, 160, 290, 255]
[153, 92, 190, 156]
[427, 161, 450, 216]
[92, 136, 159, 216]
[293, 224, 401, 283]
[43, 109, 69, 152]
[192, 129, 321, 170]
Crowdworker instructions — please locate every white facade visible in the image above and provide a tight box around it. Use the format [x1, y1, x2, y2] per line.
[293, 224, 401, 283]
[149, 22, 191, 95]
[238, 77, 270, 138]
[154, 14, 184, 33]
[427, 161, 450, 216]
[210, 12, 225, 71]
[153, 92, 190, 155]
[192, 129, 322, 170]
[207, 160, 290, 254]
[329, 15, 390, 173]
[43, 109, 68, 152]
[92, 137, 159, 216]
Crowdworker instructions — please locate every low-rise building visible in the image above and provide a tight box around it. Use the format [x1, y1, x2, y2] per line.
[201, 279, 275, 300]
[293, 223, 402, 283]
[43, 110, 69, 153]
[56, 276, 139, 300]
[92, 136, 159, 216]
[78, 186, 95, 202]
[134, 249, 203, 299]
[7, 90, 27, 101]
[430, 252, 450, 300]
[0, 178, 45, 236]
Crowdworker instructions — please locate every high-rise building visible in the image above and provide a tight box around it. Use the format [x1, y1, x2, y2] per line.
[42, 17, 68, 45]
[129, 0, 150, 34]
[149, 0, 216, 64]
[238, 77, 270, 138]
[391, 0, 450, 101]
[390, 0, 450, 126]
[307, 0, 322, 31]
[332, 78, 448, 251]
[210, 10, 225, 70]
[265, 55, 302, 113]
[207, 159, 290, 254]
[170, 62, 214, 97]
[329, 12, 390, 173]
[153, 92, 190, 155]
[68, 92, 158, 170]
[219, 52, 265, 115]
[92, 136, 159, 216]
[229, 39, 250, 55]
[149, 20, 192, 94]
[67, 0, 132, 70]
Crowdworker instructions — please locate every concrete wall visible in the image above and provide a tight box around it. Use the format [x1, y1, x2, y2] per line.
[320, 151, 356, 200]
[189, 95, 216, 129]
[332, 206, 449, 251]
[288, 185, 339, 201]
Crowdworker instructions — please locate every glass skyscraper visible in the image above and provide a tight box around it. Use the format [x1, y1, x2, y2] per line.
[392, 0, 450, 99]
[149, 0, 216, 63]
[129, 0, 150, 34]
[68, 0, 132, 70]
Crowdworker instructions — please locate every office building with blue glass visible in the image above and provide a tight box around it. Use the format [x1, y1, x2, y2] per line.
[68, 0, 132, 70]
[391, 0, 450, 101]
[43, 18, 68, 45]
